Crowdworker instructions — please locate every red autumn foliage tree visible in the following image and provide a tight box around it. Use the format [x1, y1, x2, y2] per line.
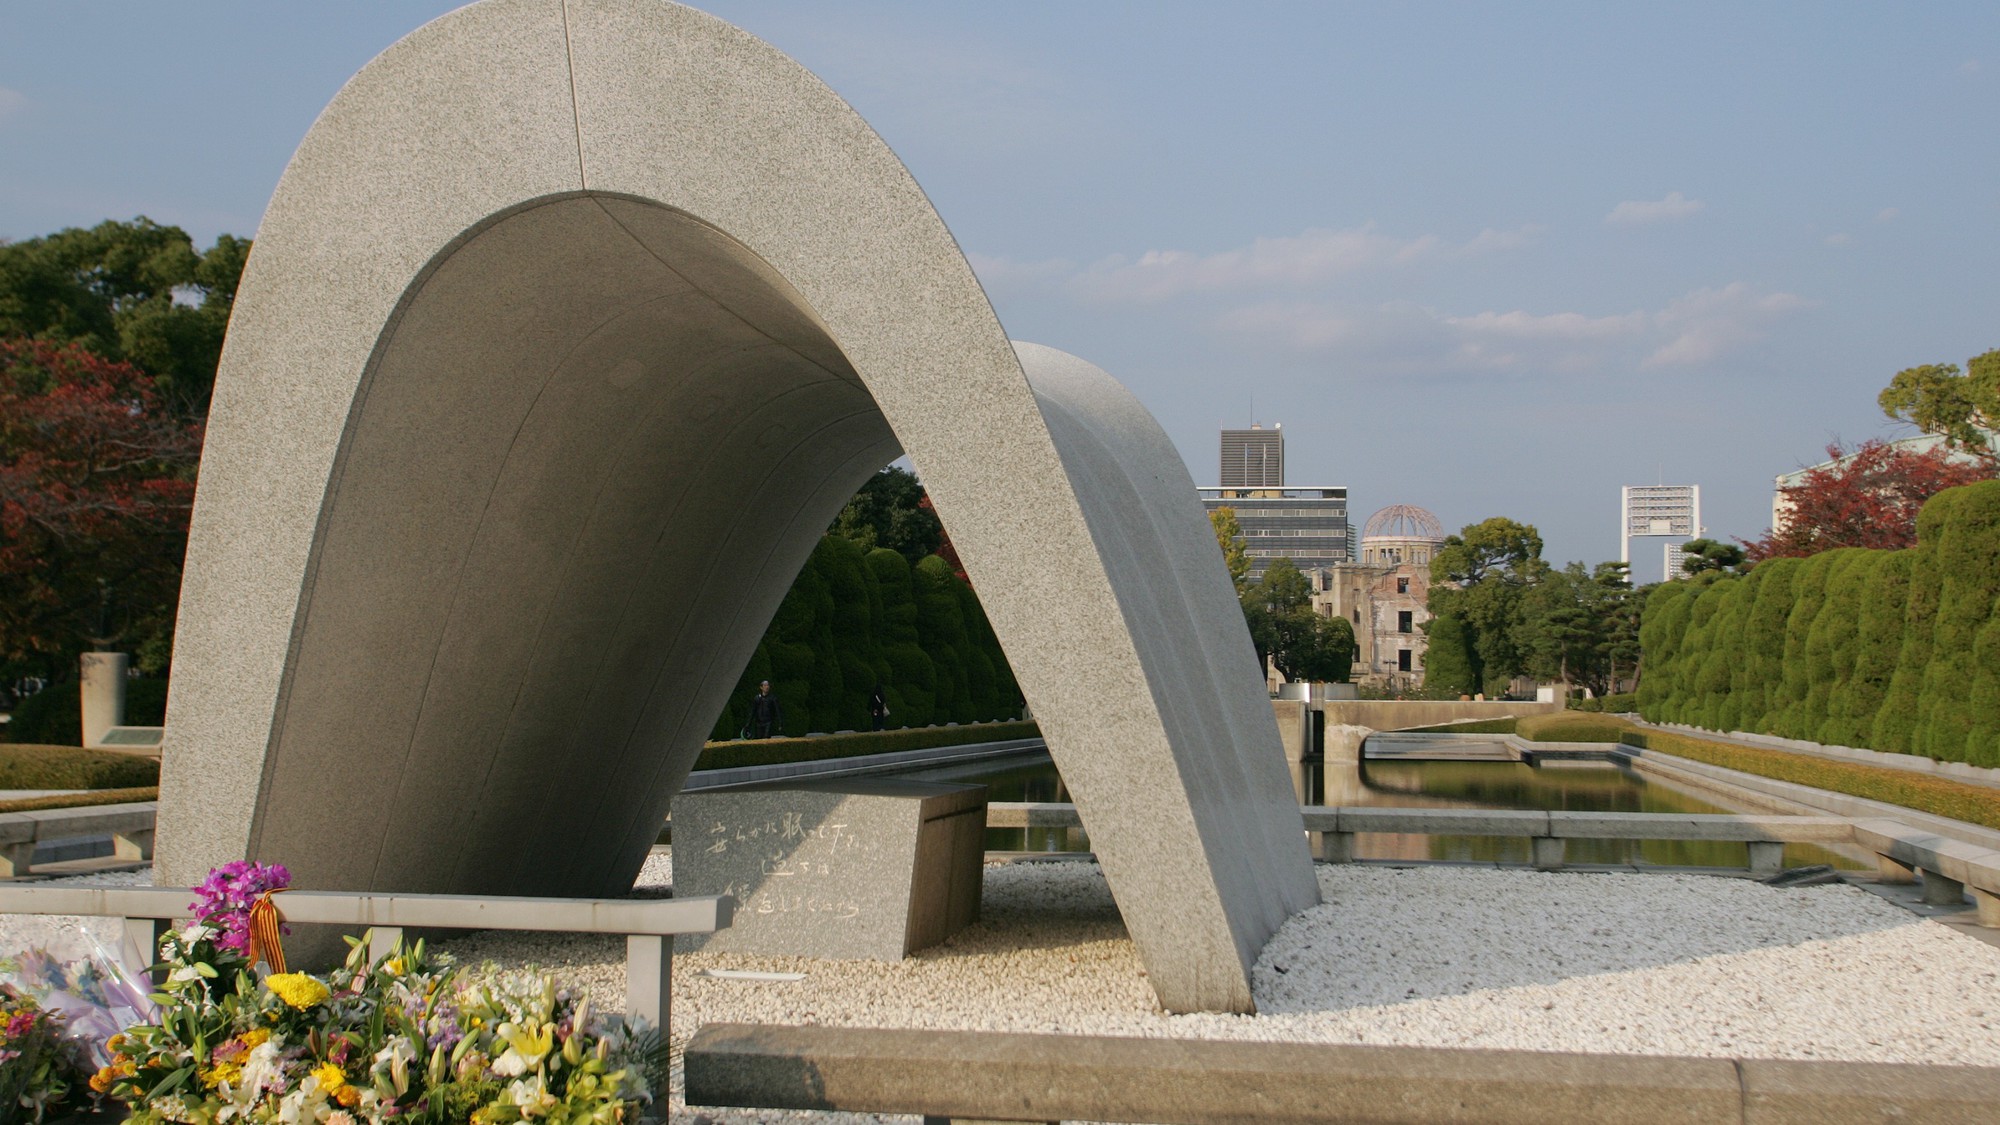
[0, 339, 201, 673]
[1743, 438, 1996, 561]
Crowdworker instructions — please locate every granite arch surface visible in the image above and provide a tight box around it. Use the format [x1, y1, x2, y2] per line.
[156, 0, 1317, 1013]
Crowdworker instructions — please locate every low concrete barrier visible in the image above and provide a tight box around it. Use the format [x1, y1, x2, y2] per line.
[683, 1022, 2000, 1124]
[0, 885, 731, 1029]
[987, 803, 1858, 876]
[992, 802, 1998, 909]
[1307, 806, 1853, 874]
[1316, 698, 1563, 732]
[0, 801, 156, 876]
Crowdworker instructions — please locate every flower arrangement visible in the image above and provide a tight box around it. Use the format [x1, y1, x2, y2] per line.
[189, 861, 294, 960]
[0, 983, 95, 1125]
[93, 864, 666, 1124]
[2, 941, 156, 1068]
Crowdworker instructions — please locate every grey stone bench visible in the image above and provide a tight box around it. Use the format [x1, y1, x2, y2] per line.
[1851, 817, 2000, 921]
[0, 802, 156, 876]
[1302, 806, 1855, 875]
[682, 1021, 2000, 1124]
[0, 884, 731, 1029]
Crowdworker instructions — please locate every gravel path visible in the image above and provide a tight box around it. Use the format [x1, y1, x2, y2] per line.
[7, 857, 1999, 1124]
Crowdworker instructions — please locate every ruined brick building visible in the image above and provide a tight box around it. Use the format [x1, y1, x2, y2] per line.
[1310, 505, 1445, 691]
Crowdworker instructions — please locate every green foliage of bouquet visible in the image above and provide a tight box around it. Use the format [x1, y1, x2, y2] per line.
[96, 925, 665, 1125]
[0, 983, 95, 1124]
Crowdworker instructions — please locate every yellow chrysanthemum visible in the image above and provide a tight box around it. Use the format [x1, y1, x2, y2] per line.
[89, 1057, 136, 1094]
[239, 1028, 271, 1049]
[201, 1061, 243, 1090]
[313, 1062, 347, 1094]
[267, 973, 332, 1010]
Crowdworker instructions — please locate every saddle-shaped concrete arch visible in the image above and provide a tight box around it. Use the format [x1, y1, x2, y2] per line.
[155, 0, 1317, 1013]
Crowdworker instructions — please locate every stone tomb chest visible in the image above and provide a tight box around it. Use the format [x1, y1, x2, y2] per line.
[672, 779, 988, 960]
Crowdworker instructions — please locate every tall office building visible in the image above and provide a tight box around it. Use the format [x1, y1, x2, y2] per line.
[1203, 422, 1346, 584]
[1219, 424, 1284, 489]
[1201, 487, 1350, 583]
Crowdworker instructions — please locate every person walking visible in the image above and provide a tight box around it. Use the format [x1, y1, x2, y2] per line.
[747, 680, 783, 739]
[868, 683, 890, 731]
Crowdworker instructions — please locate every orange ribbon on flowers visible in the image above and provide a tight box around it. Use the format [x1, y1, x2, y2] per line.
[248, 889, 290, 974]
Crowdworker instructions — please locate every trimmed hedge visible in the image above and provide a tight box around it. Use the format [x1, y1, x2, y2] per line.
[1622, 728, 2000, 832]
[0, 744, 159, 789]
[1568, 693, 1638, 714]
[1514, 714, 1636, 743]
[0, 786, 158, 814]
[1638, 481, 2000, 765]
[693, 720, 1040, 773]
[709, 537, 1023, 741]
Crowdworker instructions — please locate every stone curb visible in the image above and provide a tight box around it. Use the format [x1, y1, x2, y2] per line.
[1640, 721, 2000, 793]
[683, 1022, 2000, 1124]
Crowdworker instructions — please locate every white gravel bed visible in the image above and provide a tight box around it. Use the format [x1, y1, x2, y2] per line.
[443, 854, 2000, 1123]
[0, 866, 153, 962]
[7, 857, 1999, 1124]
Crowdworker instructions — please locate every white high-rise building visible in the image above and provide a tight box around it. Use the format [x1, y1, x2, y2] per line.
[1621, 484, 1700, 583]
[1664, 540, 1690, 581]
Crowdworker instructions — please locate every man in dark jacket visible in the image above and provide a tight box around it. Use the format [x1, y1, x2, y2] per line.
[747, 680, 782, 739]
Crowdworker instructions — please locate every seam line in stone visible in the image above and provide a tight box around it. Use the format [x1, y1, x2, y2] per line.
[559, 0, 589, 189]
[588, 198, 864, 391]
[1732, 1057, 1747, 1123]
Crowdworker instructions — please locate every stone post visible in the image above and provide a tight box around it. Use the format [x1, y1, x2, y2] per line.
[79, 652, 129, 750]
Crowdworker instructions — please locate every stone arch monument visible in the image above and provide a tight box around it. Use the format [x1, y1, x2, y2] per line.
[156, 0, 1317, 1013]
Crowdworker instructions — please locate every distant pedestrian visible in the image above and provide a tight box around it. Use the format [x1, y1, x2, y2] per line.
[747, 680, 782, 739]
[869, 683, 890, 731]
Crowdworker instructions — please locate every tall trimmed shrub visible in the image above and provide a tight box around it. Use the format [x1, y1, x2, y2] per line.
[1912, 484, 2000, 763]
[1636, 481, 2000, 765]
[1635, 581, 1694, 721]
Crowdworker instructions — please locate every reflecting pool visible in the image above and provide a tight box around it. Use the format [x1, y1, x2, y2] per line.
[898, 749, 1863, 870]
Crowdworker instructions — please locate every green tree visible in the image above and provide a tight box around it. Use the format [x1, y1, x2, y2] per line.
[1878, 348, 2000, 458]
[1515, 561, 1639, 699]
[0, 217, 250, 417]
[1678, 538, 1747, 575]
[1208, 505, 1250, 590]
[1239, 558, 1356, 683]
[828, 466, 942, 564]
[1428, 517, 1548, 695]
[1419, 609, 1478, 697]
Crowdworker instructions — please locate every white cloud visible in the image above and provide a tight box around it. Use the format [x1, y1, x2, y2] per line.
[0, 87, 25, 124]
[1824, 232, 1852, 246]
[1875, 207, 1900, 223]
[1604, 191, 1705, 226]
[1642, 282, 1812, 367]
[1961, 59, 1981, 75]
[1214, 281, 1810, 375]
[965, 251, 1074, 290]
[1058, 223, 1534, 303]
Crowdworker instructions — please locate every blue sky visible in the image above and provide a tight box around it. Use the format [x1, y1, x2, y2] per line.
[4, 2, 1995, 581]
